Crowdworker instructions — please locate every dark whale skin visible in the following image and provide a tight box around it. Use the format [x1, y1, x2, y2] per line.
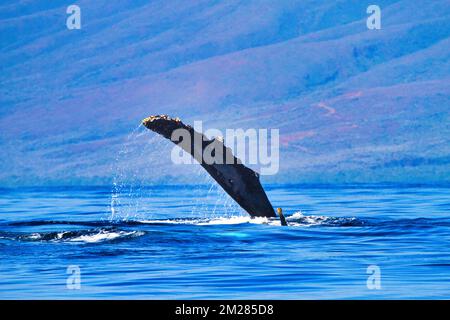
[142, 115, 276, 218]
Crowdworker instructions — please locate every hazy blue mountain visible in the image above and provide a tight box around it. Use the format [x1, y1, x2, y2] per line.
[1, 0, 449, 186]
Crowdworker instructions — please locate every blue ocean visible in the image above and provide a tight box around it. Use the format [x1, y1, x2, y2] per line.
[1, 184, 449, 299]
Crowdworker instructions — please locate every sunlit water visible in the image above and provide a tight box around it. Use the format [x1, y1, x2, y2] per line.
[1, 185, 449, 299]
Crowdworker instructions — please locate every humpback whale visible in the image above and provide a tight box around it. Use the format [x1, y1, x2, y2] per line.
[142, 115, 276, 218]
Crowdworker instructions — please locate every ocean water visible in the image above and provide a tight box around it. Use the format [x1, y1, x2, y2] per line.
[0, 185, 449, 299]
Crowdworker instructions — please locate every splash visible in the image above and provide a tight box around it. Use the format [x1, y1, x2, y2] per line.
[139, 215, 271, 226]
[110, 125, 243, 222]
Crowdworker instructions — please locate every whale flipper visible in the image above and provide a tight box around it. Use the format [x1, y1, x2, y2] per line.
[142, 115, 276, 218]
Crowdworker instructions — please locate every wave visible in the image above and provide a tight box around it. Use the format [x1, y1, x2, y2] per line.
[13, 227, 145, 243]
[137, 212, 365, 227]
[8, 215, 447, 229]
[2, 213, 449, 245]
[139, 216, 272, 226]
[285, 211, 365, 227]
[0, 213, 373, 230]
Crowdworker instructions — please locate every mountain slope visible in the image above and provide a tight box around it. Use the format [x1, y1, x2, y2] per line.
[0, 0, 449, 186]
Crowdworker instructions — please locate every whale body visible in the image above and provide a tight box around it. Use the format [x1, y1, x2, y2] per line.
[142, 115, 276, 218]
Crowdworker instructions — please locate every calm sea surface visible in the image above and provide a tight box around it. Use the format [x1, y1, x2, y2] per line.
[1, 185, 449, 299]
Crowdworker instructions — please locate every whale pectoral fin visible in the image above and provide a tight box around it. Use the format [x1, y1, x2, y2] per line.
[142, 115, 276, 218]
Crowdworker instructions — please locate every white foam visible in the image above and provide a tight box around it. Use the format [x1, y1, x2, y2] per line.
[286, 211, 358, 227]
[140, 215, 274, 226]
[287, 211, 305, 220]
[199, 216, 266, 225]
[139, 219, 199, 225]
[137, 211, 359, 227]
[69, 230, 144, 243]
[56, 232, 68, 239]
